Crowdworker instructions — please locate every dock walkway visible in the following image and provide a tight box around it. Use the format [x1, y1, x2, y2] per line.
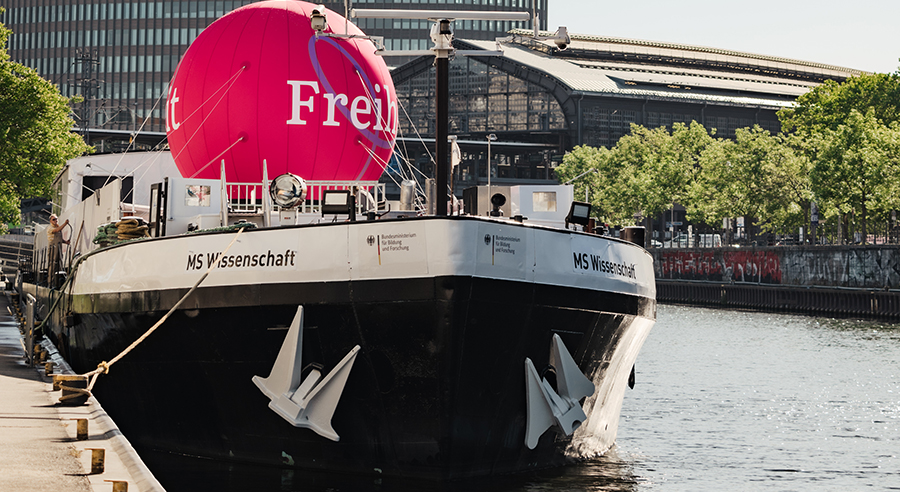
[0, 292, 164, 492]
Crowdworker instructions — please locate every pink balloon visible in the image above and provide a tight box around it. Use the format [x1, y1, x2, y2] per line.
[166, 0, 397, 184]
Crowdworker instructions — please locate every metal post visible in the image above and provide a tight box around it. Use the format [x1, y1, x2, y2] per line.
[486, 133, 496, 211]
[810, 201, 818, 245]
[220, 160, 229, 226]
[435, 53, 449, 217]
[25, 294, 35, 367]
[262, 161, 271, 228]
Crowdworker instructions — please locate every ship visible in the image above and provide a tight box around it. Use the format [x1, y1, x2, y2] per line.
[19, 0, 656, 483]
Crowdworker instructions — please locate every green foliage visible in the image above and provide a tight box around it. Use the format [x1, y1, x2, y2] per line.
[556, 122, 716, 227]
[810, 110, 900, 234]
[557, 123, 813, 232]
[609, 122, 715, 221]
[689, 127, 810, 232]
[556, 123, 718, 227]
[778, 71, 900, 242]
[555, 71, 900, 239]
[556, 145, 618, 222]
[779, 72, 900, 135]
[0, 16, 92, 223]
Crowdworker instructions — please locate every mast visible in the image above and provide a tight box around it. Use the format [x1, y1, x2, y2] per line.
[350, 9, 530, 215]
[433, 20, 452, 217]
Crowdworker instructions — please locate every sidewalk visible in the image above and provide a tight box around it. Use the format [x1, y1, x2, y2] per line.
[0, 292, 164, 492]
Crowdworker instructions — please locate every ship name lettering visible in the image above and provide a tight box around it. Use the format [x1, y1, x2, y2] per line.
[185, 249, 297, 271]
[573, 251, 637, 279]
[187, 253, 204, 270]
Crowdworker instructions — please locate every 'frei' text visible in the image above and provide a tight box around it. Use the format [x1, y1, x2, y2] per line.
[286, 80, 397, 132]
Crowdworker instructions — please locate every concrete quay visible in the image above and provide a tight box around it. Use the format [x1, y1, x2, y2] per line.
[0, 292, 164, 492]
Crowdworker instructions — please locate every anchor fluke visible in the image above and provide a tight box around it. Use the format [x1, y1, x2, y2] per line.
[253, 306, 360, 441]
[524, 334, 595, 449]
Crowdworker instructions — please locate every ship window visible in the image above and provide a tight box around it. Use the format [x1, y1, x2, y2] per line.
[82, 176, 134, 204]
[185, 185, 211, 207]
[532, 192, 557, 212]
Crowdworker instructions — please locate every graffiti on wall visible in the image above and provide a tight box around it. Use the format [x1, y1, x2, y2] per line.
[657, 250, 782, 284]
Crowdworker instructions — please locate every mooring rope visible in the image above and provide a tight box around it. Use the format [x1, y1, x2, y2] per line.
[57, 227, 246, 397]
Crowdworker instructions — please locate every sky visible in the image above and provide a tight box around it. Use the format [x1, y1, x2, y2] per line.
[548, 0, 899, 74]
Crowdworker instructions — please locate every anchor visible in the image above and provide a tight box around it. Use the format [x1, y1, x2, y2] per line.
[252, 306, 360, 441]
[524, 334, 595, 449]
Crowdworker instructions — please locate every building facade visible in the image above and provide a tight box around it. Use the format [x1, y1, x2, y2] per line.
[2, 2, 862, 198]
[1, 0, 543, 150]
[2, 1, 260, 149]
[389, 32, 864, 191]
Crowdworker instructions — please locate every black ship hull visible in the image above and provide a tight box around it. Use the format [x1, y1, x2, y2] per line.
[27, 218, 656, 482]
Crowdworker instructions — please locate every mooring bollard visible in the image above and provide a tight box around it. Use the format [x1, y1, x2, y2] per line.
[54, 375, 90, 406]
[76, 418, 88, 440]
[105, 480, 128, 492]
[87, 448, 105, 474]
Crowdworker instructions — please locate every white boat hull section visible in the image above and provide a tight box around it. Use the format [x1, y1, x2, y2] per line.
[72, 219, 655, 299]
[567, 314, 655, 458]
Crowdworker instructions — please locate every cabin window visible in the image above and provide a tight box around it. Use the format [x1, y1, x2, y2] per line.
[82, 176, 134, 204]
[532, 192, 557, 212]
[185, 185, 211, 207]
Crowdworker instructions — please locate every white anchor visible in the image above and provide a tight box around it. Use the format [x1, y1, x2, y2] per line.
[252, 306, 360, 441]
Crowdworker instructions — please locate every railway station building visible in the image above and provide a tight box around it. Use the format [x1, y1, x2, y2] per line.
[2, 1, 863, 192]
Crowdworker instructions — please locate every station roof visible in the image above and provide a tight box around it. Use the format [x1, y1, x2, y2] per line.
[456, 31, 865, 110]
[539, 31, 866, 80]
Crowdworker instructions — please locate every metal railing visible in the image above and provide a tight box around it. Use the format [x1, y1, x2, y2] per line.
[648, 220, 900, 248]
[225, 181, 386, 215]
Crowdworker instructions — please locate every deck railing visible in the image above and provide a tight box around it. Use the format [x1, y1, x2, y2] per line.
[226, 181, 386, 215]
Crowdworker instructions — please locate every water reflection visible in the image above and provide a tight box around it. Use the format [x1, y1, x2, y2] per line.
[144, 446, 643, 492]
[517, 448, 644, 492]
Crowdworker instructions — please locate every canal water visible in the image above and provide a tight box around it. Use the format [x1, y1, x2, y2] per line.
[532, 304, 900, 491]
[147, 305, 899, 490]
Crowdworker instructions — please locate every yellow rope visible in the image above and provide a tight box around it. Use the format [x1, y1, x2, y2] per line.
[81, 227, 246, 392]
[57, 384, 91, 402]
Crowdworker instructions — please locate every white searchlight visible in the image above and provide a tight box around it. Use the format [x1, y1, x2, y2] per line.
[269, 173, 308, 209]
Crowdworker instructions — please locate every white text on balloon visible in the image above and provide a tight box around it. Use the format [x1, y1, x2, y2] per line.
[286, 80, 397, 133]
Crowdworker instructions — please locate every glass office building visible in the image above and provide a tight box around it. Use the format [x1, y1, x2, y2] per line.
[2, 1, 859, 194]
[1, 0, 544, 150]
[2, 1, 262, 148]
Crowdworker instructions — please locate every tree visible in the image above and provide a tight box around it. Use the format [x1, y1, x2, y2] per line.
[764, 133, 813, 231]
[0, 15, 91, 224]
[778, 71, 900, 136]
[689, 126, 810, 238]
[610, 122, 715, 237]
[778, 69, 900, 243]
[555, 145, 631, 224]
[811, 109, 900, 242]
[606, 124, 676, 225]
[556, 122, 716, 229]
